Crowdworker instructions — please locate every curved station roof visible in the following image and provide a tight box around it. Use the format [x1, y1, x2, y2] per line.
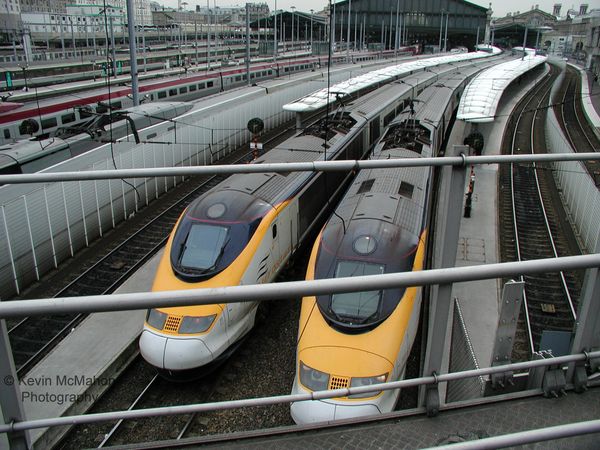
[283, 47, 502, 113]
[457, 48, 547, 123]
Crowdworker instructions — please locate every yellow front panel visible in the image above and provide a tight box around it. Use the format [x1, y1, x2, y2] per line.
[151, 200, 290, 318]
[297, 230, 427, 377]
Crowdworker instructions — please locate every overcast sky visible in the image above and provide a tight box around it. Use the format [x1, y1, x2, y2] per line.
[163, 1, 574, 18]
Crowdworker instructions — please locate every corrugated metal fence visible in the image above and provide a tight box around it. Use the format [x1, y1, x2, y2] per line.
[545, 64, 600, 254]
[0, 70, 354, 299]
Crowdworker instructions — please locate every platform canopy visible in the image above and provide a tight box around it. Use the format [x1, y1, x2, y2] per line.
[457, 49, 547, 123]
[283, 47, 502, 113]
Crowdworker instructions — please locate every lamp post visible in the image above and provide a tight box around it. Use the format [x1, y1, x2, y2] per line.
[346, 0, 351, 62]
[522, 25, 528, 59]
[439, 11, 444, 52]
[291, 6, 295, 55]
[394, 0, 400, 56]
[274, 2, 278, 59]
[20, 65, 28, 92]
[310, 9, 313, 53]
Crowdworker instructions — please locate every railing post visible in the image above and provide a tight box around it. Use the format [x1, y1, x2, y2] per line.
[0, 321, 31, 449]
[490, 280, 525, 388]
[421, 145, 468, 416]
[567, 233, 600, 391]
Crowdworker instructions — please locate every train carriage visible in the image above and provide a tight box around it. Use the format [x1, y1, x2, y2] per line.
[290, 55, 504, 423]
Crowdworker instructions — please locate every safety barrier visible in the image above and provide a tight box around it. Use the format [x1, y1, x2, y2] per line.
[545, 74, 600, 253]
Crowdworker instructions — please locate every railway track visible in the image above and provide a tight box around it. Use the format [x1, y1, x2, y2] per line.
[499, 63, 582, 360]
[8, 121, 301, 378]
[554, 65, 600, 186]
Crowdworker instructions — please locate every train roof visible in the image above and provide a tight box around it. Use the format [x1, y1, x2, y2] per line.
[331, 147, 429, 236]
[283, 47, 503, 113]
[0, 138, 67, 169]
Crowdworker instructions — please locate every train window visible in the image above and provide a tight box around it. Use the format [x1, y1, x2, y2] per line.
[398, 182, 414, 199]
[189, 84, 197, 92]
[272, 224, 277, 239]
[179, 86, 188, 94]
[77, 108, 92, 119]
[146, 133, 157, 139]
[179, 223, 229, 270]
[61, 113, 75, 124]
[383, 111, 395, 127]
[207, 81, 214, 88]
[235, 75, 241, 82]
[198, 83, 205, 89]
[331, 261, 383, 320]
[158, 91, 167, 99]
[268, 70, 272, 75]
[169, 88, 177, 96]
[168, 126, 175, 131]
[261, 71, 267, 77]
[41, 117, 58, 129]
[111, 101, 122, 109]
[3, 129, 10, 139]
[149, 94, 154, 101]
[369, 119, 380, 141]
[357, 179, 375, 194]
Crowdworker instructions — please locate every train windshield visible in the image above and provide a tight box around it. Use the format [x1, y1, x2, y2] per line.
[330, 261, 384, 322]
[170, 190, 272, 281]
[178, 224, 229, 271]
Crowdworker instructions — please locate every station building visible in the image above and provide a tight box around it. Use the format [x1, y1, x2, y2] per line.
[330, 0, 492, 52]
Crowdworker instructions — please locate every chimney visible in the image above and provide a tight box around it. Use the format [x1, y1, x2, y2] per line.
[553, 3, 562, 16]
[579, 4, 588, 15]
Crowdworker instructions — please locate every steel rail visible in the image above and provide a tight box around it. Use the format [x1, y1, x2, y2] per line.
[1, 153, 600, 184]
[531, 76, 577, 320]
[510, 71, 555, 354]
[1, 350, 598, 434]
[0, 254, 598, 319]
[97, 374, 159, 448]
[562, 77, 598, 153]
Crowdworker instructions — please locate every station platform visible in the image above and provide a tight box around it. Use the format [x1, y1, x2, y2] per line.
[17, 252, 161, 448]
[569, 62, 600, 132]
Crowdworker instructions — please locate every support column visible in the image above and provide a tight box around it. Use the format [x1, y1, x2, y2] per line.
[420, 144, 468, 417]
[0, 321, 31, 449]
[567, 234, 600, 391]
[126, 0, 139, 105]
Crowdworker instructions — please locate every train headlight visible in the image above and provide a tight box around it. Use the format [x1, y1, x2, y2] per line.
[178, 315, 216, 334]
[146, 309, 167, 330]
[348, 374, 388, 398]
[299, 361, 329, 391]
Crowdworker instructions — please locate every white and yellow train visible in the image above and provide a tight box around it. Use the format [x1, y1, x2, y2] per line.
[139, 49, 503, 379]
[290, 57, 497, 422]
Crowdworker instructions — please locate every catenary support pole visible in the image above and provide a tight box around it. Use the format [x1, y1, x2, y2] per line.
[126, 0, 139, 105]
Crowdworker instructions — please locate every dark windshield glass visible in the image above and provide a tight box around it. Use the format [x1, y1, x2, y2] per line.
[331, 261, 384, 321]
[179, 223, 229, 271]
[170, 190, 272, 281]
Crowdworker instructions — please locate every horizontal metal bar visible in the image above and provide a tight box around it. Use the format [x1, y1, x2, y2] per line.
[0, 350, 598, 434]
[427, 419, 600, 450]
[0, 254, 598, 318]
[1, 153, 599, 184]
